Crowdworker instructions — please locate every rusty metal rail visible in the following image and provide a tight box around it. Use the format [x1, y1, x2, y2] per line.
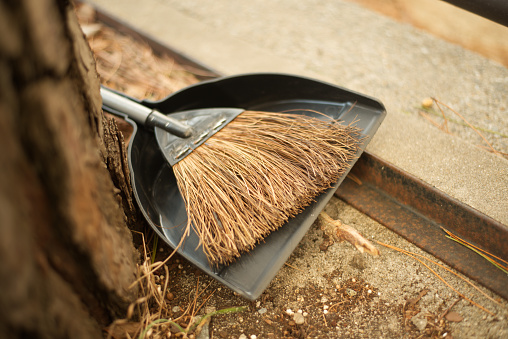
[93, 6, 508, 301]
[336, 152, 508, 300]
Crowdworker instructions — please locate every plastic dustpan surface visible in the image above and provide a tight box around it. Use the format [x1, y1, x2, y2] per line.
[121, 73, 386, 300]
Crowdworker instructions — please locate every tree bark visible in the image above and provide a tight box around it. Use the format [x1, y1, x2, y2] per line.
[0, 0, 138, 338]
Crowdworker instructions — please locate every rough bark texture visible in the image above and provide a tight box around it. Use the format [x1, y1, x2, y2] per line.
[0, 0, 138, 338]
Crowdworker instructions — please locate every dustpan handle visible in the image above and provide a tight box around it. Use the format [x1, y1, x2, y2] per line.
[100, 86, 193, 138]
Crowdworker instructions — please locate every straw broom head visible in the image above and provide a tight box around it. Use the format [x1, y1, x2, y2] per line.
[173, 110, 362, 265]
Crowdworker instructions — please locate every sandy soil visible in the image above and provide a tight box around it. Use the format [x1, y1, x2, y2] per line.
[156, 197, 507, 338]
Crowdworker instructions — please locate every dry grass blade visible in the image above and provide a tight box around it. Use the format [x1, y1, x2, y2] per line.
[419, 111, 450, 133]
[376, 241, 497, 314]
[441, 227, 508, 274]
[431, 97, 501, 157]
[433, 99, 450, 134]
[477, 145, 508, 157]
[174, 111, 362, 265]
[107, 231, 242, 339]
[284, 262, 304, 272]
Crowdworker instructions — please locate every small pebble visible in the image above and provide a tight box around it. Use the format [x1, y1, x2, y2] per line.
[422, 97, 433, 108]
[258, 308, 267, 315]
[286, 308, 294, 315]
[324, 310, 329, 315]
[293, 313, 305, 325]
[411, 316, 427, 331]
[303, 312, 308, 317]
[239, 334, 247, 339]
[352, 278, 356, 283]
[367, 290, 372, 294]
[346, 288, 357, 297]
[172, 306, 180, 313]
[445, 311, 464, 322]
[250, 335, 257, 339]
[205, 306, 216, 314]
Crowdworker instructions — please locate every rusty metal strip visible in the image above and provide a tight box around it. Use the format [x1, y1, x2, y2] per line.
[336, 152, 508, 301]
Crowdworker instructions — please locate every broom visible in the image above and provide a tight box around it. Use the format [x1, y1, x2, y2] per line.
[172, 110, 362, 265]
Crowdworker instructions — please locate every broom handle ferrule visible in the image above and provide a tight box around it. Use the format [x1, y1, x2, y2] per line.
[100, 86, 193, 138]
[146, 111, 193, 138]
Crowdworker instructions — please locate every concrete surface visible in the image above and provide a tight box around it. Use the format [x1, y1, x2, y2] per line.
[87, 0, 508, 337]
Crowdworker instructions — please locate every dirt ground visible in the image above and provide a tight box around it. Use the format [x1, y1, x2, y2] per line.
[154, 197, 508, 339]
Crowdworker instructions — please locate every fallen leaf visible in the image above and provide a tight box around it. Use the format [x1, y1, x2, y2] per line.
[318, 211, 380, 256]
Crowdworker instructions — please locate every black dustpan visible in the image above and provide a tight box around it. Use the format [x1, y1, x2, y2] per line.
[103, 73, 386, 301]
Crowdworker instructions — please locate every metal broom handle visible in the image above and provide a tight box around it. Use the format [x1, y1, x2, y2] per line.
[100, 86, 193, 138]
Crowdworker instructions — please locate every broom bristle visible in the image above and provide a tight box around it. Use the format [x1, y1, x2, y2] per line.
[173, 110, 362, 265]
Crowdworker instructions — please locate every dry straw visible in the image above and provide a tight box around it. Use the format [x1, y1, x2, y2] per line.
[174, 110, 362, 265]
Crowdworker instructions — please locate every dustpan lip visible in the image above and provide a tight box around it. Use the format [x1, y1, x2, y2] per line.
[118, 73, 387, 300]
[140, 72, 386, 114]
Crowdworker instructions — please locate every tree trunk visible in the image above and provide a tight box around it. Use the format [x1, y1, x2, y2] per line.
[0, 0, 139, 338]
